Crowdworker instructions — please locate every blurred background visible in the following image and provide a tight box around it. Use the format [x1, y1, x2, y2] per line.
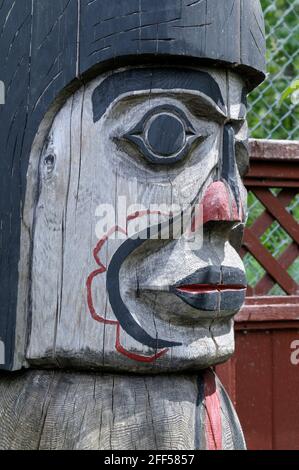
[246, 0, 299, 295]
[249, 0, 299, 141]
[217, 0, 299, 450]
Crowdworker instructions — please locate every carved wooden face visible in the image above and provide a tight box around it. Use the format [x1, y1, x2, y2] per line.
[25, 66, 249, 372]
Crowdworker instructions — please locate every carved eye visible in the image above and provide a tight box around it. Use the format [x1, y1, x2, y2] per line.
[123, 105, 200, 165]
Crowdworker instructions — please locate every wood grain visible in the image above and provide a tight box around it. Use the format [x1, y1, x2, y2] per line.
[0, 369, 245, 450]
[0, 1, 266, 371]
[24, 69, 248, 372]
[249, 139, 299, 161]
[79, 0, 266, 90]
[0, 0, 78, 370]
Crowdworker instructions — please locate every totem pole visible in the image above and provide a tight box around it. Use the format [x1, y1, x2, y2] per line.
[0, 1, 266, 450]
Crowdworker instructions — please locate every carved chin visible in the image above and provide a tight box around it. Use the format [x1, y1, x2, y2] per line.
[112, 258, 243, 369]
[163, 322, 236, 370]
[111, 230, 244, 365]
[119, 290, 237, 368]
[114, 313, 236, 371]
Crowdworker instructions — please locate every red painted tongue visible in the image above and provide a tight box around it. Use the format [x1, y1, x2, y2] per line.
[177, 284, 245, 294]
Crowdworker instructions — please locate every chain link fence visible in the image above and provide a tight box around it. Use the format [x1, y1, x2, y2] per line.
[248, 0, 299, 141]
[245, 1, 299, 295]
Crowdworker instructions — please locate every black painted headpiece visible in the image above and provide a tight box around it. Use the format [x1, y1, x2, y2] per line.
[82, 0, 266, 91]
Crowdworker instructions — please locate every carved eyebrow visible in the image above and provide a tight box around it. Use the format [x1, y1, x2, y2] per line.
[92, 68, 225, 122]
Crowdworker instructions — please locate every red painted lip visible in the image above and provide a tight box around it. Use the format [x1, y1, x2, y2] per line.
[175, 284, 246, 295]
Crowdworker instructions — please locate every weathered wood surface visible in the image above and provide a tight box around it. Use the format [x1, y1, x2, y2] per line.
[79, 0, 266, 90]
[237, 296, 299, 323]
[0, 0, 266, 370]
[0, 0, 78, 370]
[0, 369, 245, 450]
[249, 139, 299, 161]
[0, 0, 267, 453]
[22, 67, 248, 372]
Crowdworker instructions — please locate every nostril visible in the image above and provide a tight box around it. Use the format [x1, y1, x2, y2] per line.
[202, 181, 242, 224]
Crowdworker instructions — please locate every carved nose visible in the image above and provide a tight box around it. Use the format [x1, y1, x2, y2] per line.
[202, 181, 242, 224]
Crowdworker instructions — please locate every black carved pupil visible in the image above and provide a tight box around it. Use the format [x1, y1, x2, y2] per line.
[147, 114, 185, 157]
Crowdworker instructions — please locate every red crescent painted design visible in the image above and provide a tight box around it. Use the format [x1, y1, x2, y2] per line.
[86, 211, 169, 363]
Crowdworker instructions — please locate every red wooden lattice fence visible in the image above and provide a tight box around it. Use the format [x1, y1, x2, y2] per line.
[217, 139, 299, 450]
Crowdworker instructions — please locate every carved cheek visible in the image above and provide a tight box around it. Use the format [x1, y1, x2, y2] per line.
[26, 71, 247, 371]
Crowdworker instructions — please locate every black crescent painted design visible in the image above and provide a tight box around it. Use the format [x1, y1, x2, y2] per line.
[106, 220, 182, 350]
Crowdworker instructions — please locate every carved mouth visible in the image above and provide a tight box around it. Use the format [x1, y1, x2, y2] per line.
[171, 266, 247, 312]
[175, 284, 246, 294]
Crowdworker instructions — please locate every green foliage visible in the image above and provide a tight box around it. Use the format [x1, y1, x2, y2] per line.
[280, 78, 299, 103]
[248, 0, 299, 140]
